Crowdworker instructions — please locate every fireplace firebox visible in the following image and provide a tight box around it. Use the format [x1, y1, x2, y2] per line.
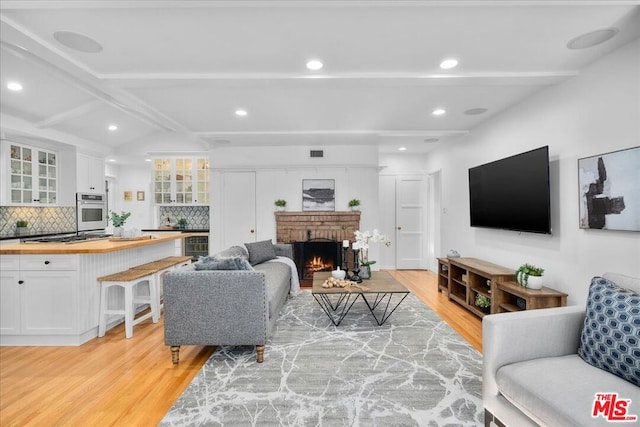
[293, 239, 342, 281]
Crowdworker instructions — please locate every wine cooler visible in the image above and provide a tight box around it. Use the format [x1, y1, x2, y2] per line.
[183, 235, 209, 260]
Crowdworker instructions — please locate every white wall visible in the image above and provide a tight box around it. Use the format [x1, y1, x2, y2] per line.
[110, 165, 153, 231]
[210, 144, 381, 254]
[424, 38, 640, 305]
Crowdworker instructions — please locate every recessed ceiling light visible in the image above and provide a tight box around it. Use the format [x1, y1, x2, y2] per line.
[432, 108, 446, 116]
[439, 58, 458, 69]
[7, 81, 23, 91]
[145, 158, 152, 162]
[398, 147, 407, 151]
[424, 138, 439, 143]
[108, 159, 116, 162]
[107, 124, 118, 131]
[306, 59, 323, 71]
[235, 109, 248, 117]
[53, 31, 103, 53]
[464, 108, 488, 116]
[567, 28, 619, 50]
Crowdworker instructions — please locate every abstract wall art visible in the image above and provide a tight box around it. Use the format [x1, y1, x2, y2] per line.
[578, 146, 640, 231]
[302, 179, 335, 211]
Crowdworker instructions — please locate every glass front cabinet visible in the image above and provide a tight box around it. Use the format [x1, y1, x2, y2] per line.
[7, 142, 57, 205]
[152, 157, 209, 205]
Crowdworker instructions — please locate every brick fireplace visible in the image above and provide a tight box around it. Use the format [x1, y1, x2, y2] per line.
[275, 212, 360, 285]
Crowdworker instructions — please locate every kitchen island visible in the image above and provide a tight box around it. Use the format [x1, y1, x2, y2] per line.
[0, 233, 191, 346]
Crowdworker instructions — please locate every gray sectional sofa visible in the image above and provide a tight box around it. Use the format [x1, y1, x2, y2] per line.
[163, 242, 295, 364]
[483, 272, 640, 427]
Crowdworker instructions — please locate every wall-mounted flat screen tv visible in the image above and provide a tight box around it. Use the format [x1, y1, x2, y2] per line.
[469, 146, 551, 234]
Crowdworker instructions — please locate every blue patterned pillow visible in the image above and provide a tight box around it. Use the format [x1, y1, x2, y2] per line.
[578, 277, 640, 387]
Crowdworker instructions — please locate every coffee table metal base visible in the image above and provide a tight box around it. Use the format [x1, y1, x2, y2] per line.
[361, 292, 410, 326]
[313, 291, 410, 326]
[313, 292, 361, 326]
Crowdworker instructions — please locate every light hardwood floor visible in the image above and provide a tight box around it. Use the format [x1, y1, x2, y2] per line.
[0, 269, 481, 426]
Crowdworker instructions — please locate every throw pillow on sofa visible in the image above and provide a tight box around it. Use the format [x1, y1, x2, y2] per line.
[194, 257, 254, 271]
[200, 246, 249, 262]
[578, 276, 640, 387]
[217, 245, 250, 260]
[245, 239, 278, 265]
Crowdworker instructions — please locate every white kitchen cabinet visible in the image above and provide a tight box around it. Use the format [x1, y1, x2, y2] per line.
[0, 269, 20, 335]
[21, 271, 77, 335]
[76, 153, 105, 194]
[2, 142, 58, 205]
[152, 157, 209, 205]
[0, 255, 77, 338]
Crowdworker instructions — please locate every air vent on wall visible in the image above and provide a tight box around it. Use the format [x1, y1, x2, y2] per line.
[310, 150, 324, 158]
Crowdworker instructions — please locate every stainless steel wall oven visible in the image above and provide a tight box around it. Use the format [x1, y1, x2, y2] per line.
[76, 192, 107, 232]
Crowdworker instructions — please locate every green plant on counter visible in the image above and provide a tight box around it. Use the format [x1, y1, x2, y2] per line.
[16, 220, 28, 227]
[177, 218, 188, 229]
[274, 199, 287, 208]
[348, 199, 360, 209]
[475, 294, 491, 309]
[110, 211, 131, 227]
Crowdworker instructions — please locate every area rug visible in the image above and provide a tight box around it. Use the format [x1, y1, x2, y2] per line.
[160, 291, 483, 426]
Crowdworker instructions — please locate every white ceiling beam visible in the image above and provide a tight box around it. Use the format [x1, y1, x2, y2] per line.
[1, 1, 635, 10]
[1, 113, 112, 156]
[195, 130, 470, 136]
[0, 16, 192, 135]
[34, 100, 103, 129]
[107, 71, 576, 88]
[1, 39, 179, 133]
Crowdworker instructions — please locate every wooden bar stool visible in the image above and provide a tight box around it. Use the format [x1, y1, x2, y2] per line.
[97, 269, 159, 338]
[130, 256, 192, 311]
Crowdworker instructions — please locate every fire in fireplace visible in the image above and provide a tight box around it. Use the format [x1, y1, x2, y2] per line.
[293, 239, 342, 281]
[306, 256, 334, 274]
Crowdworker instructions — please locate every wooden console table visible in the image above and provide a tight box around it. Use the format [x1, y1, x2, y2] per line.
[493, 280, 568, 313]
[437, 257, 567, 318]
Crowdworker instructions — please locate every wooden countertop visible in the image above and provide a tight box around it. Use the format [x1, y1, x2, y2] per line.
[0, 232, 192, 255]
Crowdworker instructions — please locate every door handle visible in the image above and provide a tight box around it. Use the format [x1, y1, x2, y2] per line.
[250, 229, 255, 234]
[397, 226, 402, 230]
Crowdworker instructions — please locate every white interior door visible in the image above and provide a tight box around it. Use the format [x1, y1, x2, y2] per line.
[222, 171, 256, 247]
[396, 176, 426, 269]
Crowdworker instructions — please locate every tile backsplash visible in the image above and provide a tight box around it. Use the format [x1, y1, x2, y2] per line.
[159, 206, 209, 229]
[0, 206, 76, 237]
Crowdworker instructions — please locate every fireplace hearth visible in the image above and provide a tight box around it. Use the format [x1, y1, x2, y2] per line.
[275, 211, 360, 286]
[293, 239, 342, 281]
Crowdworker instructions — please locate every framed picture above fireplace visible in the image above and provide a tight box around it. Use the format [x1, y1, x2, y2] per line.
[302, 179, 335, 211]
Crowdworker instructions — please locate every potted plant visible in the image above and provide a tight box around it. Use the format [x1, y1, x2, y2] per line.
[16, 220, 28, 236]
[274, 199, 287, 211]
[475, 294, 491, 313]
[177, 218, 188, 230]
[110, 211, 131, 237]
[353, 229, 391, 279]
[516, 263, 544, 289]
[348, 199, 360, 211]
